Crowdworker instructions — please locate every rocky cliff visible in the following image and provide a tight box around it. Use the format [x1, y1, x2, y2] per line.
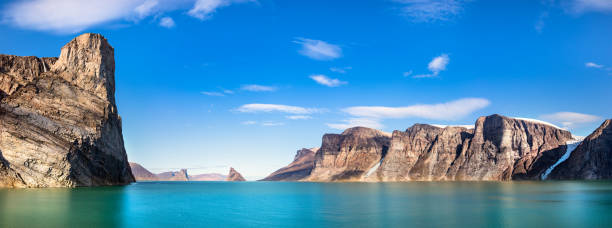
[261, 148, 318, 181]
[189, 173, 226, 181]
[548, 119, 612, 179]
[301, 114, 574, 182]
[0, 33, 134, 187]
[226, 167, 246, 181]
[307, 127, 391, 181]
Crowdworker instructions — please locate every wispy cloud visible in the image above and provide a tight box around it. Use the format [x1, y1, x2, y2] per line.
[565, 0, 612, 14]
[327, 118, 383, 130]
[286, 115, 312, 120]
[310, 74, 347, 87]
[586, 62, 604, 68]
[344, 98, 489, 120]
[412, 54, 450, 78]
[534, 12, 549, 33]
[330, 66, 352, 74]
[159, 16, 175, 28]
[392, 0, 467, 22]
[237, 104, 319, 114]
[201, 91, 226, 96]
[261, 121, 285, 126]
[294, 38, 342, 61]
[240, 84, 277, 92]
[327, 98, 489, 130]
[2, 0, 252, 33]
[242, 120, 257, 125]
[540, 111, 601, 129]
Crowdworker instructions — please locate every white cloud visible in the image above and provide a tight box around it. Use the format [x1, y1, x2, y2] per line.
[201, 91, 225, 96]
[310, 74, 347, 87]
[188, 0, 253, 20]
[393, 0, 466, 22]
[586, 62, 604, 68]
[327, 118, 383, 130]
[240, 84, 277, 92]
[223, 89, 234, 94]
[3, 0, 144, 33]
[159, 16, 175, 28]
[540, 112, 601, 129]
[286, 115, 312, 120]
[237, 104, 318, 114]
[412, 54, 450, 78]
[261, 121, 285, 126]
[330, 66, 352, 74]
[135, 0, 159, 19]
[566, 0, 612, 14]
[343, 98, 490, 121]
[294, 38, 342, 61]
[403, 70, 413, 77]
[2, 0, 251, 33]
[534, 12, 549, 33]
[242, 120, 257, 125]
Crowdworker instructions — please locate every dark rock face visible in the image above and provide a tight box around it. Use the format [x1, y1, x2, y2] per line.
[307, 127, 391, 181]
[261, 148, 318, 181]
[304, 114, 573, 182]
[0, 33, 134, 187]
[549, 119, 612, 180]
[226, 167, 246, 181]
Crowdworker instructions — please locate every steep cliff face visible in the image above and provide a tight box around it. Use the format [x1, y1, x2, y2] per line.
[261, 148, 318, 181]
[452, 115, 572, 180]
[301, 114, 573, 182]
[373, 124, 472, 181]
[549, 119, 612, 180]
[226, 167, 246, 181]
[307, 127, 391, 181]
[0, 33, 134, 187]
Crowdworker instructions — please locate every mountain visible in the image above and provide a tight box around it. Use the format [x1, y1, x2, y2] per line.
[548, 119, 612, 179]
[307, 127, 391, 181]
[128, 162, 226, 181]
[129, 162, 158, 181]
[0, 33, 134, 187]
[261, 148, 318, 181]
[226, 167, 246, 181]
[189, 173, 226, 181]
[156, 169, 189, 181]
[281, 114, 575, 182]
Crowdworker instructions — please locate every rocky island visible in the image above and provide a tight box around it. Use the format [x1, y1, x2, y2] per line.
[0, 33, 134, 187]
[129, 162, 226, 181]
[226, 167, 246, 181]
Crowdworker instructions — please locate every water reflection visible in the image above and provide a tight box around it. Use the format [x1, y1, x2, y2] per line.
[0, 186, 127, 227]
[2, 181, 612, 227]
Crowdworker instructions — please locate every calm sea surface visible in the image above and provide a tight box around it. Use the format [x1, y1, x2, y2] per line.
[1, 181, 612, 227]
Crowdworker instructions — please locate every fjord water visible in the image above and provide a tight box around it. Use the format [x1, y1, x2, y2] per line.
[1, 182, 612, 227]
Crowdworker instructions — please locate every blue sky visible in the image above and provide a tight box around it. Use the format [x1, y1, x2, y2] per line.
[1, 0, 611, 179]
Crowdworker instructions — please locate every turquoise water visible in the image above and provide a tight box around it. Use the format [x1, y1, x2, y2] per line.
[2, 181, 612, 227]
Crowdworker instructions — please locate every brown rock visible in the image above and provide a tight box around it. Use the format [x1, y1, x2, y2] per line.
[307, 127, 391, 181]
[226, 167, 246, 181]
[129, 162, 158, 181]
[299, 114, 573, 182]
[0, 33, 134, 187]
[261, 148, 318, 181]
[549, 119, 612, 179]
[157, 169, 189, 181]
